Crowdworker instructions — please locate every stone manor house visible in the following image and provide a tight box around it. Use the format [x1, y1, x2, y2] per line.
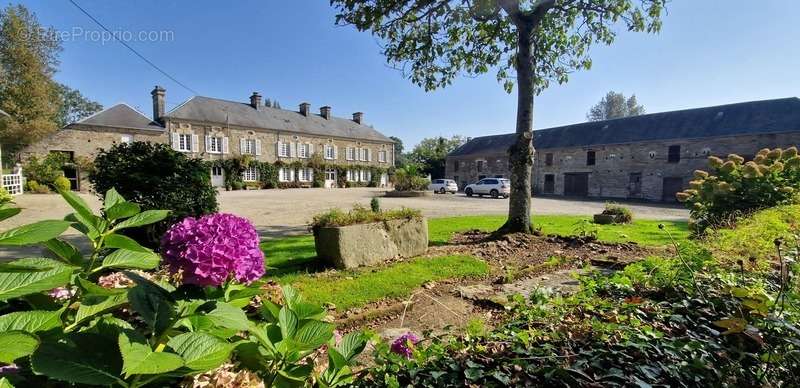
[446, 97, 800, 202]
[22, 86, 395, 190]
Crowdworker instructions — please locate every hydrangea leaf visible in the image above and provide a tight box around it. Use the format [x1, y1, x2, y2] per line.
[166, 332, 232, 371]
[0, 309, 63, 333]
[31, 333, 124, 386]
[126, 273, 174, 335]
[99, 248, 160, 271]
[205, 301, 249, 331]
[118, 331, 183, 377]
[0, 331, 39, 363]
[278, 306, 298, 339]
[0, 220, 71, 246]
[293, 320, 334, 350]
[0, 207, 21, 223]
[0, 258, 74, 301]
[104, 234, 150, 253]
[103, 188, 125, 209]
[43, 238, 84, 265]
[72, 292, 129, 329]
[105, 202, 140, 221]
[112, 210, 170, 231]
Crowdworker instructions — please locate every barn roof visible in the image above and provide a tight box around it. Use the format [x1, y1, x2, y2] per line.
[449, 97, 800, 156]
[68, 103, 165, 131]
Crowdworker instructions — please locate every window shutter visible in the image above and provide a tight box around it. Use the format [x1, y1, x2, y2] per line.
[308, 168, 313, 182]
[255, 139, 262, 155]
[277, 141, 282, 157]
[171, 133, 179, 150]
[222, 137, 229, 154]
[240, 138, 246, 153]
[333, 145, 338, 160]
[367, 149, 372, 162]
[205, 136, 210, 152]
[191, 135, 199, 152]
[290, 142, 297, 158]
[309, 143, 314, 156]
[290, 168, 295, 182]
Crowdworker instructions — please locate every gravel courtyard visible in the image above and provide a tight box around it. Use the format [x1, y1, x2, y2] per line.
[1, 187, 687, 235]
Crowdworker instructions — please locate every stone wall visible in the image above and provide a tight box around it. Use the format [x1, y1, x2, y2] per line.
[446, 131, 800, 202]
[20, 125, 168, 161]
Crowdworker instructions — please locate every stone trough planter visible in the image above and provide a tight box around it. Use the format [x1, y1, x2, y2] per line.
[384, 190, 432, 198]
[314, 218, 428, 269]
[593, 213, 624, 225]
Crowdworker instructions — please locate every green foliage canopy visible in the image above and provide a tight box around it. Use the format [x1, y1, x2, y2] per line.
[586, 91, 645, 121]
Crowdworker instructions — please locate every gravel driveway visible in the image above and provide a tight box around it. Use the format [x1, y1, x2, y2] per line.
[0, 188, 686, 259]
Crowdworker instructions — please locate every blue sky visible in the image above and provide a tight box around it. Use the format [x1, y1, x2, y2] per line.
[20, 0, 800, 149]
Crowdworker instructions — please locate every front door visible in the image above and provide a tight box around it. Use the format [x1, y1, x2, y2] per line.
[563, 173, 589, 197]
[210, 166, 225, 187]
[628, 173, 642, 198]
[325, 169, 337, 188]
[662, 177, 684, 202]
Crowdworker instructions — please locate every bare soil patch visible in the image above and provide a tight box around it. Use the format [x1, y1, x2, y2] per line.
[335, 231, 657, 337]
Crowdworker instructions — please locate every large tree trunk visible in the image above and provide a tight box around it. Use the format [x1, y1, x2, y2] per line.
[497, 22, 534, 235]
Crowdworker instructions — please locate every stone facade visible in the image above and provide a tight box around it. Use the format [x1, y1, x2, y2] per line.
[21, 88, 394, 190]
[446, 98, 800, 202]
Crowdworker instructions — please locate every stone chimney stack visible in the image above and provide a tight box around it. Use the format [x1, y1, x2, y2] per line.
[299, 102, 310, 117]
[250, 92, 262, 109]
[151, 86, 165, 122]
[352, 112, 364, 124]
[320, 106, 331, 120]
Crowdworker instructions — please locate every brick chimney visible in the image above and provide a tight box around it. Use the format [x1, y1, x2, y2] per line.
[299, 102, 310, 117]
[151, 86, 165, 122]
[320, 106, 331, 120]
[250, 92, 262, 109]
[352, 112, 363, 124]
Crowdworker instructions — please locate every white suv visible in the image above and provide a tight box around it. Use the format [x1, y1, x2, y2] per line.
[464, 178, 510, 198]
[429, 179, 458, 194]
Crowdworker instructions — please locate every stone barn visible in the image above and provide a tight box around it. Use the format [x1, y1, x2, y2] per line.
[446, 97, 800, 202]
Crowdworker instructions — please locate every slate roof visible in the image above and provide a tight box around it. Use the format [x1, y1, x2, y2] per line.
[449, 97, 800, 156]
[164, 96, 393, 143]
[69, 104, 164, 131]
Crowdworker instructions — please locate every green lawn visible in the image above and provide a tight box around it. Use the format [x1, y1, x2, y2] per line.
[261, 214, 689, 310]
[428, 215, 689, 246]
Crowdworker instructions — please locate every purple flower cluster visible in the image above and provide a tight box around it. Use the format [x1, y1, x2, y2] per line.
[390, 332, 419, 358]
[161, 213, 265, 286]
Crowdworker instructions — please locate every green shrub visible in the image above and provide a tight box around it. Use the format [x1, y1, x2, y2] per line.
[53, 176, 71, 192]
[231, 180, 244, 190]
[0, 190, 366, 387]
[312, 204, 422, 229]
[678, 147, 800, 233]
[393, 165, 429, 191]
[89, 141, 218, 246]
[601, 202, 633, 223]
[371, 197, 381, 212]
[23, 153, 68, 187]
[0, 186, 12, 205]
[25, 179, 51, 194]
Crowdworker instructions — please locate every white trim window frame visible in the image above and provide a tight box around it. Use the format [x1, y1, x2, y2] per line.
[242, 166, 259, 182]
[241, 139, 256, 155]
[279, 168, 293, 182]
[177, 134, 192, 152]
[299, 143, 310, 159]
[298, 168, 313, 182]
[378, 150, 387, 163]
[324, 145, 335, 160]
[358, 148, 367, 162]
[207, 136, 223, 154]
[278, 142, 291, 158]
[346, 147, 355, 161]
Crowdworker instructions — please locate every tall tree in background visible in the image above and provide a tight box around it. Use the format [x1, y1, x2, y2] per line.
[586, 91, 645, 121]
[388, 135, 405, 167]
[0, 4, 60, 159]
[409, 135, 466, 178]
[55, 83, 103, 127]
[331, 0, 665, 234]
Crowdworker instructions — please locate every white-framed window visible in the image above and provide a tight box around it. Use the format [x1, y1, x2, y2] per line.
[278, 142, 291, 158]
[298, 168, 313, 182]
[359, 148, 367, 161]
[363, 170, 371, 182]
[325, 169, 336, 180]
[242, 166, 259, 182]
[298, 143, 310, 158]
[279, 168, 293, 182]
[207, 136, 223, 153]
[378, 150, 387, 163]
[346, 147, 356, 161]
[178, 134, 192, 152]
[121, 134, 133, 144]
[324, 145, 335, 160]
[241, 139, 257, 155]
[346, 170, 354, 182]
[211, 166, 224, 176]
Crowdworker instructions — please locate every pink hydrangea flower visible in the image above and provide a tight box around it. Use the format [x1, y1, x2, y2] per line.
[160, 213, 265, 286]
[48, 287, 74, 301]
[390, 332, 419, 358]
